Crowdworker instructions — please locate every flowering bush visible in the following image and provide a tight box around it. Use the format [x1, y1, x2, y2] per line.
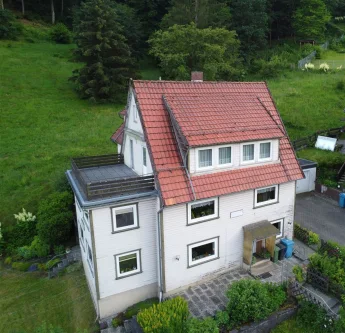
[14, 208, 36, 223]
[305, 63, 315, 71]
[319, 63, 330, 72]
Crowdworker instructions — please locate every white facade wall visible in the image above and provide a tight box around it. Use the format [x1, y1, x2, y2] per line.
[189, 139, 279, 175]
[75, 198, 98, 309]
[92, 196, 159, 300]
[296, 167, 316, 194]
[162, 181, 296, 293]
[123, 93, 153, 176]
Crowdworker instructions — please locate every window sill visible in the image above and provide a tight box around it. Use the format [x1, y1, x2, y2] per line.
[187, 216, 220, 226]
[188, 256, 220, 269]
[254, 201, 279, 209]
[116, 270, 142, 280]
[112, 226, 139, 234]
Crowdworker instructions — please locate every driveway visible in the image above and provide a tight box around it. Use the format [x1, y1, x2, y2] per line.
[295, 192, 345, 245]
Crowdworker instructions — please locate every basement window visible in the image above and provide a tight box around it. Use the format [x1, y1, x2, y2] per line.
[255, 185, 278, 207]
[115, 250, 142, 279]
[111, 204, 138, 232]
[188, 198, 218, 224]
[188, 238, 219, 267]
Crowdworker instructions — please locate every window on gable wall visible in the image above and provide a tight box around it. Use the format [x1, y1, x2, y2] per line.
[133, 105, 138, 122]
[143, 147, 147, 167]
[198, 149, 212, 168]
[255, 185, 278, 207]
[111, 204, 138, 232]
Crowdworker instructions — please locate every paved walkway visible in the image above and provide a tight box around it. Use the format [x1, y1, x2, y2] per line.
[295, 192, 345, 245]
[171, 269, 251, 318]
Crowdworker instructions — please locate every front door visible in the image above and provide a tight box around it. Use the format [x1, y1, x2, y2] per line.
[256, 240, 263, 254]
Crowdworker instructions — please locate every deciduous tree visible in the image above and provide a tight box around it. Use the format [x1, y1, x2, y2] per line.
[71, 0, 137, 102]
[293, 0, 331, 39]
[149, 23, 242, 81]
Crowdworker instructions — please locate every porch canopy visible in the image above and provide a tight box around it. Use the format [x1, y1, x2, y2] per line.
[243, 221, 280, 265]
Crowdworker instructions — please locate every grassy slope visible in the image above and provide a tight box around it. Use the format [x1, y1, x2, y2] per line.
[267, 71, 345, 140]
[0, 265, 96, 333]
[0, 40, 123, 226]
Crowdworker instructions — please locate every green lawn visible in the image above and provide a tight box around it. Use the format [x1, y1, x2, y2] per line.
[313, 50, 345, 69]
[267, 71, 345, 140]
[0, 40, 123, 226]
[0, 264, 96, 333]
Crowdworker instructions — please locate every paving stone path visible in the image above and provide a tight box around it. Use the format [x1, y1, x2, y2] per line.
[170, 269, 251, 318]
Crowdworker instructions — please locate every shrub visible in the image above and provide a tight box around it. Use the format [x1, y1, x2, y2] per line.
[215, 310, 230, 330]
[137, 297, 189, 333]
[50, 23, 72, 44]
[0, 9, 23, 40]
[17, 236, 50, 259]
[225, 279, 286, 328]
[308, 231, 320, 245]
[293, 265, 305, 283]
[125, 298, 159, 319]
[187, 317, 218, 333]
[254, 55, 289, 79]
[11, 261, 31, 271]
[336, 80, 345, 90]
[37, 191, 74, 247]
[4, 208, 38, 254]
[315, 46, 323, 59]
[54, 245, 65, 256]
[45, 258, 62, 270]
[4, 256, 12, 265]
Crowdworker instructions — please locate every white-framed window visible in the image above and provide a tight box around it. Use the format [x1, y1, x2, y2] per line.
[255, 185, 278, 207]
[76, 199, 82, 213]
[115, 250, 141, 279]
[111, 204, 138, 232]
[271, 219, 284, 238]
[83, 210, 90, 231]
[198, 149, 213, 169]
[79, 222, 85, 251]
[86, 241, 94, 276]
[218, 146, 232, 165]
[242, 144, 255, 163]
[133, 104, 138, 122]
[188, 237, 219, 267]
[143, 147, 147, 167]
[259, 141, 272, 161]
[187, 198, 218, 224]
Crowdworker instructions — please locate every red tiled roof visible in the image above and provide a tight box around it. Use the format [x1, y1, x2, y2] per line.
[163, 94, 284, 146]
[110, 123, 124, 145]
[133, 80, 304, 206]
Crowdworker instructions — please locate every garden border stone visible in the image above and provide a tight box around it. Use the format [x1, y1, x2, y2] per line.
[228, 306, 297, 333]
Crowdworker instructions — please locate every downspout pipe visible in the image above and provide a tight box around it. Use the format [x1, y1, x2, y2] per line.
[157, 202, 164, 302]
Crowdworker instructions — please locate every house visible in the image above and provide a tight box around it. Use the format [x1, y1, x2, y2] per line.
[66, 73, 304, 319]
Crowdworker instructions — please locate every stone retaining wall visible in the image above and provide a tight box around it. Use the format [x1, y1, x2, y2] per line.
[229, 306, 297, 333]
[315, 183, 342, 202]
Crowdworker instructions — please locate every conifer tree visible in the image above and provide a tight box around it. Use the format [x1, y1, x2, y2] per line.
[71, 0, 136, 103]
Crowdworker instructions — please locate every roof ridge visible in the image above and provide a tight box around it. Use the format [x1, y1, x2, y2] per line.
[133, 80, 267, 84]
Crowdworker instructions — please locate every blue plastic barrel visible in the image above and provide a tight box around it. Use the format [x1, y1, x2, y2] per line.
[339, 193, 345, 208]
[280, 239, 294, 258]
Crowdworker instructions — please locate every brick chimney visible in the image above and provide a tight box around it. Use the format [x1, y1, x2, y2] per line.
[191, 71, 203, 82]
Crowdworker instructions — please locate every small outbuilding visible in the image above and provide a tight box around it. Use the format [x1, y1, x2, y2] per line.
[296, 158, 317, 194]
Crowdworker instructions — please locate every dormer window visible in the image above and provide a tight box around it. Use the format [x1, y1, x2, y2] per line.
[219, 146, 231, 165]
[259, 142, 272, 161]
[198, 149, 212, 168]
[242, 144, 255, 163]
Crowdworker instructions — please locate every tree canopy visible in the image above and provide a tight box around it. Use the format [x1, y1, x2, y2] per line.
[149, 23, 242, 81]
[293, 0, 331, 39]
[71, 0, 137, 102]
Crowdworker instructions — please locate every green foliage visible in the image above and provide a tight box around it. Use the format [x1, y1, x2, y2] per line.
[161, 0, 232, 30]
[230, 0, 269, 58]
[294, 223, 320, 246]
[0, 9, 23, 40]
[253, 55, 289, 79]
[336, 79, 345, 90]
[149, 23, 242, 81]
[71, 0, 137, 103]
[124, 298, 159, 319]
[4, 208, 38, 254]
[296, 301, 335, 333]
[50, 23, 72, 44]
[17, 236, 49, 260]
[293, 265, 305, 283]
[4, 256, 12, 265]
[54, 245, 65, 256]
[225, 279, 287, 328]
[315, 45, 323, 59]
[137, 297, 189, 333]
[215, 310, 230, 329]
[293, 0, 331, 39]
[36, 191, 73, 247]
[11, 261, 31, 271]
[186, 317, 218, 333]
[45, 258, 62, 270]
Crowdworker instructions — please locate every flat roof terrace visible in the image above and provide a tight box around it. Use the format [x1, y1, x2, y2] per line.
[69, 154, 155, 201]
